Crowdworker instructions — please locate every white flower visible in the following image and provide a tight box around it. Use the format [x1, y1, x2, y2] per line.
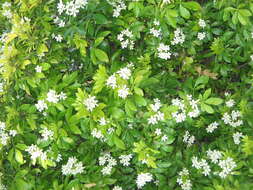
[99, 117, 107, 126]
[57, 0, 65, 15]
[218, 157, 236, 178]
[171, 28, 185, 45]
[251, 55, 253, 61]
[53, 34, 63, 42]
[0, 122, 6, 131]
[101, 165, 112, 175]
[206, 149, 222, 164]
[106, 74, 117, 89]
[226, 99, 235, 108]
[35, 66, 42, 73]
[117, 67, 131, 80]
[84, 95, 98, 111]
[197, 32, 206, 40]
[91, 128, 104, 140]
[56, 154, 62, 162]
[0, 132, 9, 145]
[35, 100, 48, 112]
[150, 98, 161, 112]
[233, 132, 243, 145]
[148, 115, 157, 125]
[172, 111, 186, 123]
[118, 85, 130, 99]
[47, 90, 59, 103]
[198, 19, 206, 28]
[26, 144, 46, 162]
[9, 130, 17, 137]
[113, 186, 123, 190]
[157, 43, 171, 60]
[161, 135, 168, 142]
[177, 169, 192, 190]
[154, 128, 162, 136]
[41, 128, 54, 141]
[119, 154, 132, 166]
[2, 10, 12, 19]
[117, 29, 134, 49]
[107, 127, 114, 134]
[58, 92, 67, 100]
[206, 121, 219, 133]
[62, 157, 84, 175]
[224, 92, 231, 97]
[183, 131, 195, 147]
[2, 2, 11, 8]
[150, 28, 161, 38]
[136, 173, 153, 189]
[154, 20, 160, 26]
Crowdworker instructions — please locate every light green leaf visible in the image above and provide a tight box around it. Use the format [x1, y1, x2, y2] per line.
[94, 48, 109, 63]
[205, 98, 223, 105]
[179, 5, 190, 19]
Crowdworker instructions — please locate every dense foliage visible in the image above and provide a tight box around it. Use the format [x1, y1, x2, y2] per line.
[0, 0, 253, 189]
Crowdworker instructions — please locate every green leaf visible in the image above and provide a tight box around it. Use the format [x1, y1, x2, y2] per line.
[15, 149, 24, 164]
[205, 98, 223, 105]
[203, 88, 211, 99]
[201, 103, 214, 113]
[238, 13, 247, 25]
[93, 14, 108, 24]
[194, 76, 209, 87]
[179, 5, 190, 19]
[239, 9, 252, 17]
[93, 65, 108, 93]
[113, 135, 126, 150]
[94, 48, 109, 63]
[134, 95, 147, 106]
[94, 37, 104, 47]
[182, 1, 201, 11]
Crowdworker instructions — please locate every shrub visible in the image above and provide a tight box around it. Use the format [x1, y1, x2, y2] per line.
[0, 0, 253, 189]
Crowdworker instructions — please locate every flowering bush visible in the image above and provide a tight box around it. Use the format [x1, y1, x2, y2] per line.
[0, 0, 253, 189]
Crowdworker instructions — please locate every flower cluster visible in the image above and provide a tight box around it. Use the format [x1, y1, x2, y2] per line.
[52, 33, 63, 42]
[171, 28, 185, 45]
[157, 43, 171, 60]
[112, 186, 123, 190]
[192, 157, 211, 176]
[91, 128, 105, 141]
[183, 131, 195, 147]
[117, 29, 134, 49]
[26, 144, 47, 163]
[233, 132, 244, 145]
[218, 157, 237, 178]
[177, 168, 192, 190]
[0, 122, 17, 146]
[148, 99, 164, 125]
[206, 149, 222, 164]
[150, 20, 162, 38]
[197, 19, 207, 41]
[107, 0, 126, 17]
[40, 128, 54, 141]
[57, 0, 88, 17]
[36, 90, 66, 113]
[84, 95, 98, 111]
[136, 173, 153, 189]
[98, 153, 117, 175]
[1, 2, 12, 19]
[171, 95, 200, 123]
[106, 64, 133, 99]
[119, 154, 133, 166]
[61, 157, 84, 175]
[206, 121, 219, 133]
[191, 150, 236, 179]
[222, 110, 243, 128]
